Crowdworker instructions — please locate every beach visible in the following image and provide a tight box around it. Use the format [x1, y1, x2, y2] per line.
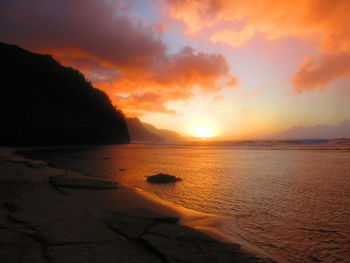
[2, 2, 350, 262]
[0, 147, 275, 263]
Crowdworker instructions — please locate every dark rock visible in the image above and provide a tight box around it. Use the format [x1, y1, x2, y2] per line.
[0, 228, 45, 263]
[3, 201, 19, 212]
[49, 176, 118, 190]
[107, 211, 179, 239]
[143, 223, 273, 263]
[25, 162, 46, 169]
[48, 242, 162, 263]
[107, 213, 155, 239]
[110, 210, 179, 222]
[146, 173, 182, 184]
[47, 162, 56, 167]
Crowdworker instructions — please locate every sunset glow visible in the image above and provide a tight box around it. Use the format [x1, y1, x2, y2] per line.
[2, 2, 350, 263]
[2, 0, 349, 139]
[194, 125, 213, 138]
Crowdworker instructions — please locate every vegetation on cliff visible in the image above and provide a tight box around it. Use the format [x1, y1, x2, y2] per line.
[0, 42, 129, 145]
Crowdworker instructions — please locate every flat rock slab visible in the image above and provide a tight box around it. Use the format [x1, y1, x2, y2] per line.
[0, 228, 45, 263]
[108, 213, 155, 239]
[48, 242, 163, 263]
[49, 176, 117, 190]
[143, 223, 272, 263]
[6, 157, 49, 169]
[43, 216, 124, 244]
[107, 210, 178, 239]
[110, 209, 179, 222]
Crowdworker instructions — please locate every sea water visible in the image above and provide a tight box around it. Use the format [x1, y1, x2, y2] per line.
[20, 142, 350, 262]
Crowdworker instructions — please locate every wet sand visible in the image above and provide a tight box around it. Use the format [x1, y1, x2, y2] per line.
[0, 147, 277, 263]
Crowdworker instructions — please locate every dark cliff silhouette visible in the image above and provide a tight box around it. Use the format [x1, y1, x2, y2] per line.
[126, 118, 164, 142]
[126, 118, 184, 143]
[0, 42, 130, 146]
[142, 122, 184, 143]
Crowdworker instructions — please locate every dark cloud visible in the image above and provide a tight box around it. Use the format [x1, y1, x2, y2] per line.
[0, 0, 165, 68]
[0, 0, 236, 115]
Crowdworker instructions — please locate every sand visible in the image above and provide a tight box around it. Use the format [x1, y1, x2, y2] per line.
[0, 147, 277, 263]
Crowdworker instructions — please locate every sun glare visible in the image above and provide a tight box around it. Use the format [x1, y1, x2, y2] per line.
[195, 125, 213, 138]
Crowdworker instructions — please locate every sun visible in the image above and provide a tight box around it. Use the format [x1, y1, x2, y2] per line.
[195, 125, 213, 138]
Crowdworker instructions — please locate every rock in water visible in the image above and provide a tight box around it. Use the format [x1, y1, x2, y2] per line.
[49, 176, 118, 190]
[146, 173, 182, 184]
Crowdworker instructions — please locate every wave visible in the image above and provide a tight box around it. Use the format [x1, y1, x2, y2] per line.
[181, 138, 350, 151]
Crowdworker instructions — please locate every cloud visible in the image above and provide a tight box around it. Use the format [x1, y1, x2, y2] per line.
[166, 0, 350, 92]
[149, 46, 236, 90]
[0, 0, 165, 68]
[116, 92, 177, 116]
[293, 53, 350, 93]
[0, 0, 236, 115]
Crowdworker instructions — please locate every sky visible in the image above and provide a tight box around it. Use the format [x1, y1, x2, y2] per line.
[1, 0, 350, 139]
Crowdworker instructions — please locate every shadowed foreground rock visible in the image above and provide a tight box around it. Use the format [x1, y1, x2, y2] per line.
[49, 176, 118, 190]
[0, 150, 275, 263]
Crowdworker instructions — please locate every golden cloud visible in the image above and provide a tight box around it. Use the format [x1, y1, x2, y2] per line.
[167, 0, 350, 92]
[0, 0, 237, 115]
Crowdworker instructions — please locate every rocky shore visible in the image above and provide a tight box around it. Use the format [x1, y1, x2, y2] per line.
[0, 148, 275, 263]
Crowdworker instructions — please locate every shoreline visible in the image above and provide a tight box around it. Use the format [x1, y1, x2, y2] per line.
[0, 147, 279, 262]
[118, 182, 277, 259]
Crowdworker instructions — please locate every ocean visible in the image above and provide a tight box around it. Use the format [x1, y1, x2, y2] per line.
[19, 140, 350, 262]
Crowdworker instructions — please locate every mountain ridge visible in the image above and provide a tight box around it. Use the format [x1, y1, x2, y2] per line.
[0, 42, 130, 146]
[126, 117, 184, 143]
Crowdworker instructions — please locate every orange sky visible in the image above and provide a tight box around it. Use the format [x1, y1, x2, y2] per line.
[1, 0, 350, 139]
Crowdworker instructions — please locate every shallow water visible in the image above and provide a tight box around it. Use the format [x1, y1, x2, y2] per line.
[21, 143, 350, 262]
